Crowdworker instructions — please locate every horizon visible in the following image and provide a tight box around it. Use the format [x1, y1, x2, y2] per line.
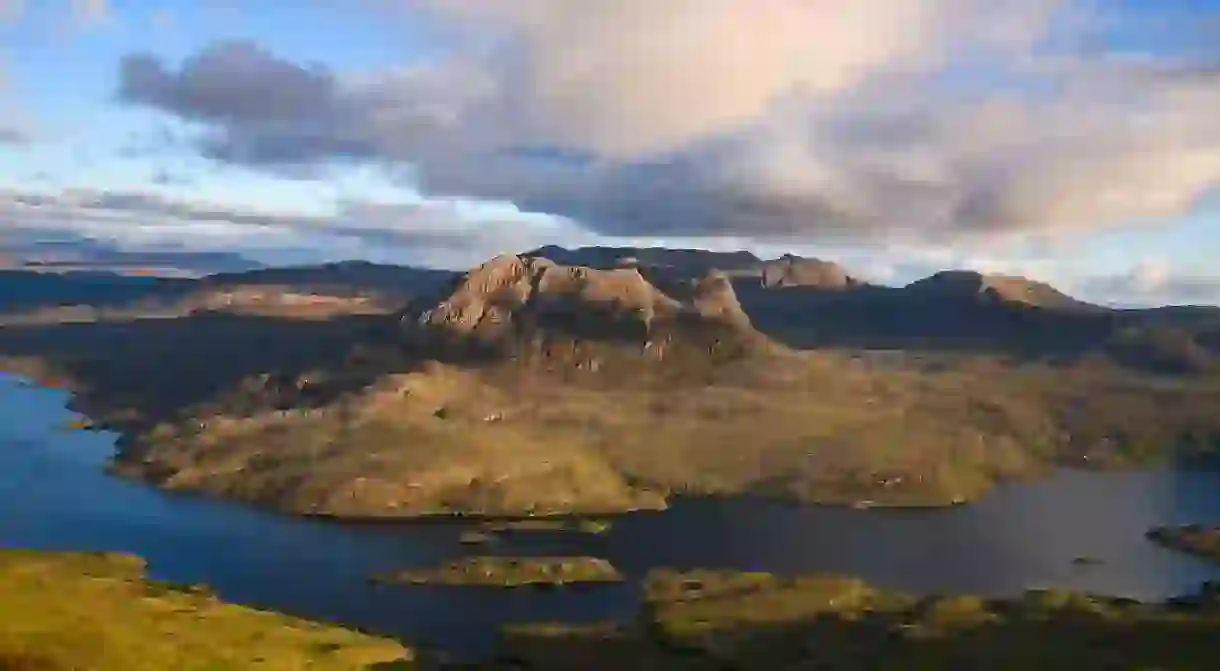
[2, 1, 1220, 306]
[8, 242, 1218, 311]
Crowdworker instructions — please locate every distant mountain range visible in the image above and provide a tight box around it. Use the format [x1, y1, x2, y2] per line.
[6, 244, 1220, 518]
[0, 235, 265, 277]
[4, 244, 1220, 376]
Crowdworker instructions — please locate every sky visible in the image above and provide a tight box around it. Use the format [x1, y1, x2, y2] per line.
[2, 0, 1220, 305]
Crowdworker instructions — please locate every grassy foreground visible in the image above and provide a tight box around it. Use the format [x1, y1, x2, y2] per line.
[475, 569, 1220, 670]
[0, 551, 412, 670]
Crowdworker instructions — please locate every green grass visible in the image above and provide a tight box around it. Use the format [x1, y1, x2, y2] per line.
[0, 551, 412, 670]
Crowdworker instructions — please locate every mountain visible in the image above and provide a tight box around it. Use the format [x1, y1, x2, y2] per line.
[0, 235, 264, 276]
[759, 254, 861, 290]
[201, 260, 456, 302]
[904, 270, 1101, 312]
[7, 246, 1220, 521]
[403, 254, 767, 365]
[523, 245, 764, 277]
[0, 270, 194, 313]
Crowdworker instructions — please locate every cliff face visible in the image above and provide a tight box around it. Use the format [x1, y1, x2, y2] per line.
[404, 254, 768, 360]
[760, 255, 860, 290]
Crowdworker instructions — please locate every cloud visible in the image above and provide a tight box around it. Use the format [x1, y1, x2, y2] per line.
[0, 127, 27, 144]
[1078, 261, 1220, 307]
[0, 186, 594, 268]
[115, 1, 1220, 244]
[150, 169, 193, 186]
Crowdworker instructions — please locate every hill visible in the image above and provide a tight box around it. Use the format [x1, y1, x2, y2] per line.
[0, 270, 194, 313]
[759, 254, 861, 290]
[4, 247, 1220, 519]
[523, 245, 763, 275]
[202, 260, 456, 301]
[0, 551, 411, 670]
[404, 254, 768, 364]
[903, 270, 1101, 312]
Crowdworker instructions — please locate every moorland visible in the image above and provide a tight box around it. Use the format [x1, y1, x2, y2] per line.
[4, 248, 1220, 518]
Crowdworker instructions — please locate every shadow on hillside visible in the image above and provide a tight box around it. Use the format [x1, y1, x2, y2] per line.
[733, 282, 1128, 362]
[452, 602, 1220, 670]
[0, 270, 195, 314]
[0, 311, 413, 423]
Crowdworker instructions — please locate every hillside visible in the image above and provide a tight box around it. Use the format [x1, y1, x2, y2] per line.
[904, 270, 1102, 312]
[404, 254, 768, 363]
[523, 245, 763, 275]
[202, 260, 456, 302]
[4, 247, 1220, 519]
[484, 569, 1220, 670]
[0, 270, 193, 313]
[759, 254, 861, 289]
[0, 551, 411, 670]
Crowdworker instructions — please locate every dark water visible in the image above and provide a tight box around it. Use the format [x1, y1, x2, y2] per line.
[4, 374, 1220, 656]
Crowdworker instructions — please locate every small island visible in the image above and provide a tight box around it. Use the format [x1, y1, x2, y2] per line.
[1147, 524, 1220, 562]
[478, 518, 614, 535]
[371, 556, 624, 588]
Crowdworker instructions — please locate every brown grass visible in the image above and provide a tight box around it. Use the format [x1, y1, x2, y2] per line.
[103, 335, 1220, 519]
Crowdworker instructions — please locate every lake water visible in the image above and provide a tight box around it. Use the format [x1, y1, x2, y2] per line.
[4, 373, 1220, 657]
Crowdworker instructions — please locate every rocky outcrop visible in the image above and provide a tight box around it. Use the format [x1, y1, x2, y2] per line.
[523, 245, 762, 274]
[404, 254, 766, 357]
[760, 255, 859, 290]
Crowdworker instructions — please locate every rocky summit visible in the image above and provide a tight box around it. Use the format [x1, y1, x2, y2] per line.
[759, 254, 861, 290]
[404, 253, 768, 361]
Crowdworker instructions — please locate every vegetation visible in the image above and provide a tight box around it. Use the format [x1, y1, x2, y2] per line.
[371, 556, 623, 587]
[4, 253, 1220, 519]
[471, 569, 1220, 670]
[0, 550, 411, 670]
[1148, 525, 1220, 562]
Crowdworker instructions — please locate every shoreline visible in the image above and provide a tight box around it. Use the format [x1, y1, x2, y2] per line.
[0, 366, 1205, 523]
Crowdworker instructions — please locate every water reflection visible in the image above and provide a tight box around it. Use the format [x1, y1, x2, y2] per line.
[606, 471, 1220, 600]
[3, 374, 1220, 656]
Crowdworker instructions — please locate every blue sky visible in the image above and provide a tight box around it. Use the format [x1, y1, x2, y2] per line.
[2, 0, 1220, 304]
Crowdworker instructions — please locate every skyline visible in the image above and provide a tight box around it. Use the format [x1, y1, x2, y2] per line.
[1, 0, 1220, 306]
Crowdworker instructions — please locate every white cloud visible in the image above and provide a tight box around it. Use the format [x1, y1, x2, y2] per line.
[0, 186, 597, 268]
[113, 0, 1220, 247]
[1074, 260, 1220, 307]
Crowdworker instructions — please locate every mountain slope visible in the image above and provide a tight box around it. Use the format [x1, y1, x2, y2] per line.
[523, 245, 763, 274]
[760, 254, 861, 290]
[404, 254, 769, 364]
[6, 247, 1220, 520]
[904, 270, 1101, 312]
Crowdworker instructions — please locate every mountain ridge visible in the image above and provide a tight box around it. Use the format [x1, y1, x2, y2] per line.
[5, 246, 1220, 519]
